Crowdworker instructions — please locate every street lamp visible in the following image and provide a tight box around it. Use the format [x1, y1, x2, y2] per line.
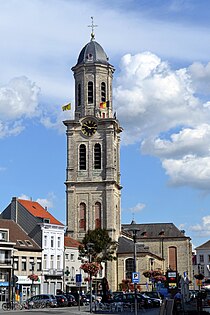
[128, 224, 139, 315]
[87, 242, 94, 313]
[31, 262, 35, 297]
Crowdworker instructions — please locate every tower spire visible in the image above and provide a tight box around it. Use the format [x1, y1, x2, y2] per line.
[88, 16, 98, 41]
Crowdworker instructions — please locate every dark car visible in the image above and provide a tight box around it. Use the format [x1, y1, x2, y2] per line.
[63, 293, 77, 306]
[70, 292, 87, 306]
[141, 293, 162, 307]
[26, 294, 57, 308]
[113, 292, 153, 308]
[55, 295, 68, 307]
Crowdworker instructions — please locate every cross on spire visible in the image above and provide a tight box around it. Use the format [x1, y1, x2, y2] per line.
[88, 16, 98, 41]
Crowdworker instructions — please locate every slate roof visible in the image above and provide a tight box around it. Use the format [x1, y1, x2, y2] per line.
[122, 223, 189, 239]
[76, 40, 109, 65]
[195, 240, 210, 250]
[0, 219, 41, 251]
[18, 199, 63, 226]
[64, 235, 81, 248]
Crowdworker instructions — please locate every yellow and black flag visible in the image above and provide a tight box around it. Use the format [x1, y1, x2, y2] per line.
[62, 103, 71, 111]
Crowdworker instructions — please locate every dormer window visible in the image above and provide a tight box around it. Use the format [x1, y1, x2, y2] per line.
[0, 231, 7, 241]
[43, 218, 50, 224]
[25, 240, 33, 246]
[17, 240, 25, 246]
[141, 231, 147, 237]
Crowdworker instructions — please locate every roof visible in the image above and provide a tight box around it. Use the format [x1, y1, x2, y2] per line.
[195, 240, 210, 250]
[18, 199, 63, 226]
[76, 40, 109, 66]
[0, 219, 41, 251]
[64, 236, 81, 248]
[122, 223, 189, 239]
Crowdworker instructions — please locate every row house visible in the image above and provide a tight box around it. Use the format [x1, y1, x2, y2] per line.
[1, 197, 65, 295]
[0, 219, 42, 304]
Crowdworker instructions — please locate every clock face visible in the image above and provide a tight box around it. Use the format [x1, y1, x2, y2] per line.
[82, 120, 97, 137]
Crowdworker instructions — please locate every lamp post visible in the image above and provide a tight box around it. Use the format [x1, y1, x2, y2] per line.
[87, 243, 94, 313]
[31, 262, 35, 297]
[128, 225, 139, 315]
[11, 255, 15, 310]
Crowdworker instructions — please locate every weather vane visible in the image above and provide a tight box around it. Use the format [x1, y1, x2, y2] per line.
[88, 16, 98, 41]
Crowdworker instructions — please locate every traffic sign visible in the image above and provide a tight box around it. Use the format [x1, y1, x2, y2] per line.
[76, 274, 82, 286]
[132, 272, 140, 283]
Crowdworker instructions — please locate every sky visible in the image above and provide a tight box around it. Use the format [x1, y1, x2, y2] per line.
[1, 0, 210, 249]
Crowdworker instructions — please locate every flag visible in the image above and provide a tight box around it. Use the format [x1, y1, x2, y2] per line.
[62, 103, 71, 111]
[100, 102, 107, 109]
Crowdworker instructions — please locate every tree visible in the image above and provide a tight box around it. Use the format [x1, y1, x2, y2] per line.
[78, 228, 118, 263]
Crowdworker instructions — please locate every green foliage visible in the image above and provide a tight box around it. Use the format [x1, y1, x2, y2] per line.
[78, 228, 118, 263]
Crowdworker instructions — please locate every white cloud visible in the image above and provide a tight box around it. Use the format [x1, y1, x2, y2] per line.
[129, 203, 146, 213]
[189, 215, 210, 237]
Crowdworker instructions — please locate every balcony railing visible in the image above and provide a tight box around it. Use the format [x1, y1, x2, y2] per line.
[43, 268, 63, 276]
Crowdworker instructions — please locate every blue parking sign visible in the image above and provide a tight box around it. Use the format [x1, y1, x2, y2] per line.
[76, 274, 82, 284]
[132, 272, 140, 283]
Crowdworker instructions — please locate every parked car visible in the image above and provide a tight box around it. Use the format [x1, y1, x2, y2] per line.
[113, 292, 153, 308]
[70, 292, 88, 306]
[55, 295, 68, 307]
[26, 294, 57, 308]
[63, 293, 77, 306]
[141, 293, 162, 307]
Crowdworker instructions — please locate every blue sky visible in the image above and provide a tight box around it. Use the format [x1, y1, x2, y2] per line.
[1, 0, 210, 248]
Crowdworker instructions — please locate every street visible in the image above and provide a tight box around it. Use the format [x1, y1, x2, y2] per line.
[1, 305, 160, 315]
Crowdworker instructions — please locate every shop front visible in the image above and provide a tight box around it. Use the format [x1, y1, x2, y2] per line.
[17, 275, 41, 302]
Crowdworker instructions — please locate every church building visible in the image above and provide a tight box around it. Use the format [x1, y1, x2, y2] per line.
[63, 27, 122, 288]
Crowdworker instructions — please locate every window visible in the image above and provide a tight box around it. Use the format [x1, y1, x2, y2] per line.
[208, 255, 210, 263]
[43, 254, 47, 269]
[17, 240, 25, 246]
[101, 82, 106, 102]
[44, 235, 47, 247]
[51, 236, 54, 247]
[14, 257, 19, 271]
[79, 203, 86, 231]
[21, 257, 26, 271]
[50, 255, 54, 269]
[168, 246, 177, 271]
[88, 81, 93, 104]
[94, 143, 101, 169]
[29, 258, 35, 271]
[199, 255, 204, 263]
[57, 255, 61, 269]
[57, 237, 61, 248]
[71, 267, 75, 281]
[25, 240, 33, 246]
[70, 253, 74, 261]
[65, 254, 69, 260]
[125, 258, 134, 280]
[79, 144, 86, 170]
[95, 202, 101, 229]
[37, 259, 42, 271]
[78, 83, 81, 106]
[0, 231, 7, 241]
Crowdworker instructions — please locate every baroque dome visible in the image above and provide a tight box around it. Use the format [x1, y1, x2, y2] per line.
[76, 40, 109, 65]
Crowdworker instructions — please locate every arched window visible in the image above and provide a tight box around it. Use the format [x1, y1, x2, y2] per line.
[125, 258, 134, 280]
[88, 81, 93, 104]
[168, 246, 177, 271]
[77, 83, 81, 106]
[101, 82, 106, 102]
[95, 202, 101, 229]
[94, 143, 101, 169]
[79, 144, 86, 170]
[79, 203, 86, 231]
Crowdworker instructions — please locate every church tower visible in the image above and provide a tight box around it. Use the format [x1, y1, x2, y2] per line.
[63, 27, 122, 246]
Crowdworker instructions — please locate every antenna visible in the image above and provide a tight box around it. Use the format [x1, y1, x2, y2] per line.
[88, 16, 98, 41]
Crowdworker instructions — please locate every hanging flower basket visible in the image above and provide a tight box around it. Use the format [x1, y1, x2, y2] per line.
[28, 274, 39, 281]
[80, 262, 101, 277]
[194, 274, 204, 280]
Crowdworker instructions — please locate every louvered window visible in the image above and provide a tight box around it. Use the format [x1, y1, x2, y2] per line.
[168, 246, 177, 271]
[79, 144, 86, 170]
[78, 83, 81, 106]
[101, 82, 106, 102]
[88, 81, 93, 104]
[94, 143, 101, 169]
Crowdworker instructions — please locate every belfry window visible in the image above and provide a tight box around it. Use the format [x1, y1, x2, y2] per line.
[77, 83, 81, 106]
[95, 202, 101, 229]
[101, 82, 106, 102]
[79, 144, 86, 170]
[88, 81, 93, 104]
[79, 203, 86, 231]
[94, 143, 101, 169]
